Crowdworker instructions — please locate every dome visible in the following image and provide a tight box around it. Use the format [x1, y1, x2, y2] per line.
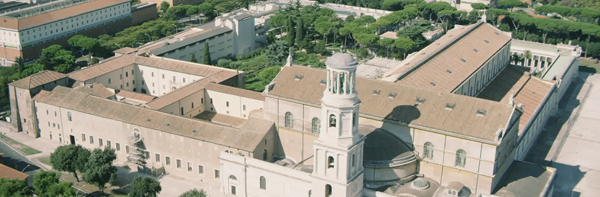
[326, 53, 358, 69]
[360, 125, 415, 165]
[411, 178, 430, 190]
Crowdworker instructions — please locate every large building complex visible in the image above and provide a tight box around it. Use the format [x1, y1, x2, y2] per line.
[0, 0, 157, 67]
[7, 21, 576, 196]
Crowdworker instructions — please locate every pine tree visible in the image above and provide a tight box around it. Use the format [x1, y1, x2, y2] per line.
[296, 18, 305, 49]
[286, 16, 295, 47]
[190, 53, 198, 63]
[202, 43, 211, 65]
[16, 57, 24, 76]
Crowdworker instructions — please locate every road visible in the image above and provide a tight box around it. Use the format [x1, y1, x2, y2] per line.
[0, 140, 41, 185]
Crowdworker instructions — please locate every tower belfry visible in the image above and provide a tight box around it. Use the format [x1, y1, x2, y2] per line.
[311, 53, 365, 197]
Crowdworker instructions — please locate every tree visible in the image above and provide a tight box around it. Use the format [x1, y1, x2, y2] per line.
[198, 3, 215, 19]
[498, 0, 527, 11]
[160, 1, 170, 12]
[202, 42, 211, 64]
[16, 57, 24, 76]
[296, 18, 305, 49]
[33, 171, 77, 197]
[471, 3, 489, 10]
[286, 16, 295, 47]
[486, 8, 510, 26]
[0, 178, 30, 196]
[265, 41, 289, 66]
[68, 35, 100, 56]
[83, 148, 118, 194]
[38, 45, 75, 73]
[20, 63, 46, 78]
[379, 38, 395, 58]
[588, 42, 600, 58]
[313, 41, 326, 54]
[50, 145, 91, 182]
[180, 189, 206, 197]
[395, 37, 415, 59]
[129, 177, 162, 197]
[190, 53, 198, 63]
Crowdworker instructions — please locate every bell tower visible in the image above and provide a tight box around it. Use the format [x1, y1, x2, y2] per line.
[311, 53, 365, 197]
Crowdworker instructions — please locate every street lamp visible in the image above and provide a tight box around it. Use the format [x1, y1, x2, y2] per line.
[114, 43, 122, 49]
[171, 24, 178, 34]
[144, 33, 152, 43]
[21, 164, 30, 172]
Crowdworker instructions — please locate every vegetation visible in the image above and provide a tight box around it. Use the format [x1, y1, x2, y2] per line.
[535, 5, 600, 24]
[50, 145, 91, 182]
[180, 189, 207, 197]
[0, 134, 42, 155]
[82, 148, 118, 194]
[129, 177, 162, 197]
[33, 171, 77, 197]
[0, 178, 30, 196]
[202, 43, 211, 65]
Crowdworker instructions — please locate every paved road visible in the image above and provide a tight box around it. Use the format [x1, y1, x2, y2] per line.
[0, 140, 41, 184]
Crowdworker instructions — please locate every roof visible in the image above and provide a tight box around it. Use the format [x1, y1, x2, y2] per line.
[542, 55, 576, 81]
[0, 163, 29, 180]
[9, 70, 67, 89]
[268, 66, 516, 142]
[494, 160, 556, 197]
[360, 125, 414, 166]
[194, 111, 247, 127]
[233, 13, 253, 20]
[116, 90, 155, 102]
[206, 83, 265, 101]
[33, 86, 268, 151]
[478, 66, 554, 134]
[68, 55, 231, 82]
[114, 47, 138, 55]
[326, 53, 359, 69]
[74, 83, 115, 98]
[0, 0, 129, 30]
[150, 27, 233, 55]
[396, 23, 512, 93]
[446, 181, 465, 191]
[380, 31, 398, 39]
[146, 70, 238, 110]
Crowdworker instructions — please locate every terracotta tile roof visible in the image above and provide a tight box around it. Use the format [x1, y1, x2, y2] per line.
[0, 0, 129, 30]
[114, 47, 138, 55]
[33, 86, 269, 151]
[194, 111, 246, 127]
[9, 70, 67, 89]
[0, 163, 29, 180]
[116, 90, 155, 103]
[478, 66, 554, 133]
[268, 66, 516, 142]
[146, 71, 238, 110]
[396, 23, 512, 93]
[206, 83, 265, 101]
[68, 55, 136, 82]
[74, 83, 115, 98]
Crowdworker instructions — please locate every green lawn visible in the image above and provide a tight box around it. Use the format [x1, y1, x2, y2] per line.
[38, 156, 52, 166]
[0, 134, 42, 155]
[580, 58, 600, 73]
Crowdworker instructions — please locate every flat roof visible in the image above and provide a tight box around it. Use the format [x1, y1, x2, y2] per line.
[542, 55, 576, 81]
[397, 22, 512, 93]
[494, 160, 556, 197]
[150, 27, 232, 55]
[268, 66, 516, 142]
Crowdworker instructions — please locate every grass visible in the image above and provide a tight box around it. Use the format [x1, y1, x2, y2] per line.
[58, 171, 125, 197]
[580, 58, 600, 74]
[0, 134, 42, 155]
[38, 156, 52, 166]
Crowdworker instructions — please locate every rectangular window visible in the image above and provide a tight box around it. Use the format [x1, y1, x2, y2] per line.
[177, 159, 181, 169]
[82, 134, 86, 142]
[126, 145, 130, 154]
[243, 105, 246, 111]
[173, 76, 176, 81]
[99, 138, 103, 146]
[187, 162, 192, 172]
[215, 169, 220, 178]
[90, 136, 94, 144]
[166, 156, 171, 165]
[116, 143, 120, 151]
[107, 140, 111, 149]
[226, 101, 229, 107]
[198, 165, 204, 174]
[156, 153, 160, 162]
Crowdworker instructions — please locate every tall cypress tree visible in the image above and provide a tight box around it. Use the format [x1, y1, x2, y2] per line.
[296, 18, 304, 48]
[202, 42, 211, 65]
[286, 16, 295, 47]
[16, 57, 24, 76]
[190, 53, 198, 63]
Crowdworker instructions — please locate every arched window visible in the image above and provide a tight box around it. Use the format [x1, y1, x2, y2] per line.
[259, 176, 266, 190]
[285, 112, 293, 128]
[263, 149, 268, 161]
[229, 175, 237, 180]
[67, 112, 72, 121]
[311, 118, 320, 133]
[455, 149, 466, 167]
[325, 184, 332, 197]
[308, 190, 312, 197]
[328, 156, 334, 168]
[339, 73, 345, 94]
[423, 142, 434, 160]
[329, 114, 336, 127]
[133, 88, 136, 92]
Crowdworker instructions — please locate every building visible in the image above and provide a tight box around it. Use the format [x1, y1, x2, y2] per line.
[0, 0, 158, 67]
[429, 0, 498, 12]
[140, 0, 204, 9]
[7, 22, 571, 196]
[134, 9, 256, 63]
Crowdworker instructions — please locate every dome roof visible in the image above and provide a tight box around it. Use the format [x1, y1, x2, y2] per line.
[326, 53, 358, 69]
[360, 125, 415, 165]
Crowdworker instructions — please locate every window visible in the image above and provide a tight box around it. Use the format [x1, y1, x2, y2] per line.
[126, 82, 129, 87]
[328, 156, 335, 168]
[116, 143, 120, 151]
[126, 145, 130, 154]
[180, 107, 184, 115]
[173, 76, 176, 81]
[455, 149, 467, 167]
[67, 112, 72, 121]
[132, 70, 134, 75]
[156, 153, 160, 162]
[311, 118, 320, 133]
[187, 162, 192, 172]
[201, 98, 204, 104]
[215, 169, 220, 178]
[226, 101, 229, 107]
[90, 136, 94, 144]
[243, 105, 246, 111]
[99, 138, 103, 146]
[120, 74, 122, 79]
[166, 156, 171, 165]
[326, 184, 332, 197]
[352, 154, 355, 167]
[162, 74, 165, 79]
[82, 134, 86, 142]
[329, 114, 336, 127]
[54, 111, 57, 117]
[107, 140, 112, 149]
[126, 72, 128, 77]
[284, 112, 293, 128]
[260, 176, 266, 190]
[352, 112, 356, 127]
[152, 72, 154, 77]
[177, 159, 182, 169]
[423, 142, 434, 160]
[198, 165, 204, 174]
[210, 99, 213, 104]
